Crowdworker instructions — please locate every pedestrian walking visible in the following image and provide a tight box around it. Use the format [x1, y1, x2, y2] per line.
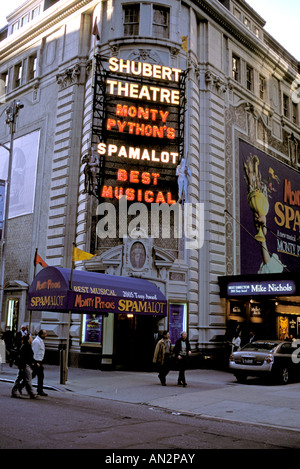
[2, 327, 14, 365]
[153, 330, 172, 386]
[15, 324, 28, 350]
[10, 324, 28, 367]
[32, 329, 48, 396]
[11, 334, 37, 399]
[174, 331, 191, 386]
[231, 332, 241, 352]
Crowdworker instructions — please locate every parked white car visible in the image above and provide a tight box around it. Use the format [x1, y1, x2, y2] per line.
[229, 340, 300, 384]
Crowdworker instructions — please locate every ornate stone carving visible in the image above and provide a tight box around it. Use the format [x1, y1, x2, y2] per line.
[123, 233, 154, 278]
[56, 64, 81, 89]
[205, 70, 228, 95]
[82, 147, 99, 197]
[129, 49, 160, 64]
[176, 157, 191, 204]
[288, 133, 299, 169]
[86, 59, 93, 77]
[109, 44, 119, 57]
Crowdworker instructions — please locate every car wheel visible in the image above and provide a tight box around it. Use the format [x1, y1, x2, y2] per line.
[234, 373, 247, 383]
[278, 367, 289, 385]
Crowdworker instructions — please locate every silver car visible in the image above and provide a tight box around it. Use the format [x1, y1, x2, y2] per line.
[229, 340, 300, 384]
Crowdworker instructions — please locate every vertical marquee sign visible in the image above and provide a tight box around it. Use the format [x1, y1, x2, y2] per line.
[91, 55, 186, 210]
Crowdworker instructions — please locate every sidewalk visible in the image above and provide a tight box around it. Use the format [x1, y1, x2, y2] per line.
[2, 362, 300, 432]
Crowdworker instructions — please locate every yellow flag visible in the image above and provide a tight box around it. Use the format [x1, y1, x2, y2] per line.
[181, 35, 188, 52]
[72, 246, 95, 262]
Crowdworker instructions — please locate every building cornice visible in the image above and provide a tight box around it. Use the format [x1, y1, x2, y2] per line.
[0, 0, 96, 61]
[233, 0, 266, 27]
[190, 0, 299, 78]
[1, 0, 299, 80]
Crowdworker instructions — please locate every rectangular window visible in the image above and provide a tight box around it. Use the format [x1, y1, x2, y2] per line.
[153, 5, 170, 39]
[0, 71, 8, 95]
[6, 299, 19, 334]
[28, 54, 37, 81]
[232, 55, 240, 82]
[259, 75, 265, 100]
[123, 4, 140, 36]
[31, 6, 40, 20]
[292, 102, 298, 125]
[234, 8, 241, 20]
[21, 13, 29, 27]
[11, 21, 19, 34]
[283, 94, 289, 118]
[243, 17, 251, 29]
[14, 63, 23, 88]
[246, 65, 253, 91]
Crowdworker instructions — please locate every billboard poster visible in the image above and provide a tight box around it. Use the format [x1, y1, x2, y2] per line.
[239, 140, 300, 274]
[0, 179, 5, 239]
[0, 130, 40, 219]
[81, 314, 102, 345]
[168, 302, 187, 345]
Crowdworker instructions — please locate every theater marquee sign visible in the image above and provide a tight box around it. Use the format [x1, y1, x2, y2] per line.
[28, 267, 167, 316]
[91, 56, 186, 206]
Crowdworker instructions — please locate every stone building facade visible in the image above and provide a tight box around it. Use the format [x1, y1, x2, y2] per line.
[0, 0, 299, 369]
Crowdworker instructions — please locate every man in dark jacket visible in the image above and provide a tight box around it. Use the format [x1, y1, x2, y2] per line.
[15, 324, 28, 350]
[174, 331, 191, 386]
[11, 334, 37, 399]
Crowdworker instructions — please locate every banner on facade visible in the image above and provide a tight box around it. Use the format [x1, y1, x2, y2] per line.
[239, 140, 300, 274]
[0, 179, 5, 240]
[0, 130, 40, 219]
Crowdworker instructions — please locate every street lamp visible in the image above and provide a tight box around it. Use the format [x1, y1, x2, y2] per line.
[0, 100, 24, 315]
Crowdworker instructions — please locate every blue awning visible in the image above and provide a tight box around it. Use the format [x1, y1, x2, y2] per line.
[27, 267, 167, 316]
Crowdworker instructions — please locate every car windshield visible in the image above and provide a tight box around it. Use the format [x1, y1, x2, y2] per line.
[241, 342, 278, 352]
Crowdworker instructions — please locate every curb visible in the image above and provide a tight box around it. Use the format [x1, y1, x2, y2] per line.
[0, 377, 64, 392]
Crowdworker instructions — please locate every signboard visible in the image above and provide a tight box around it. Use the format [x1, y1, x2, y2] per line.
[93, 56, 185, 207]
[28, 266, 167, 316]
[227, 280, 296, 296]
[239, 140, 300, 274]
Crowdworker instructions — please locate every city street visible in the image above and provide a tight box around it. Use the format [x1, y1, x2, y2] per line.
[0, 380, 299, 450]
[0, 0, 299, 460]
[1, 364, 300, 451]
